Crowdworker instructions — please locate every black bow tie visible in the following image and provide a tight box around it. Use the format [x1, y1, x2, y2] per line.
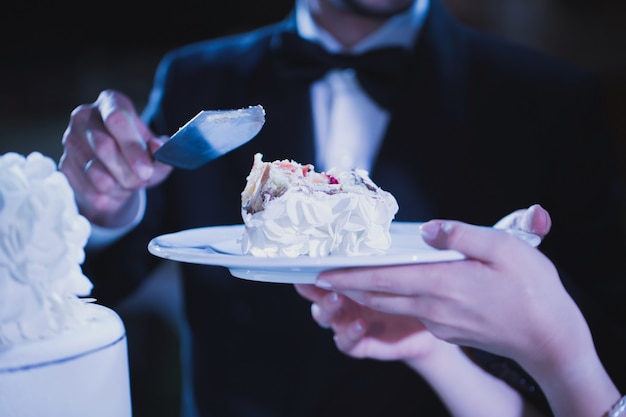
[275, 32, 410, 109]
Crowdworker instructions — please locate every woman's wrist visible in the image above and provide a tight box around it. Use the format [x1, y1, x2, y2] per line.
[528, 349, 620, 417]
[405, 342, 530, 417]
[604, 395, 626, 417]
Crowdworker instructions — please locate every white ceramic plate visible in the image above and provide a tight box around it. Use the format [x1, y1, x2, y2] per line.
[148, 222, 538, 284]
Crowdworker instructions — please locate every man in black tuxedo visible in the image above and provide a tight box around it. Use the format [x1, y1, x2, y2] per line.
[60, 0, 626, 416]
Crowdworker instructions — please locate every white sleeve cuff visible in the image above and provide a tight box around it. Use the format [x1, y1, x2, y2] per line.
[86, 189, 146, 251]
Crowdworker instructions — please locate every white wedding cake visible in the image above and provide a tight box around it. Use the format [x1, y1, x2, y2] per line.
[0, 152, 131, 417]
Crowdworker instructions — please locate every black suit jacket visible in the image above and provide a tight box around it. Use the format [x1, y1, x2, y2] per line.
[86, 1, 626, 416]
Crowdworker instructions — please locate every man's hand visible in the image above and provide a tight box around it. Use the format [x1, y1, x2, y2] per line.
[59, 89, 173, 226]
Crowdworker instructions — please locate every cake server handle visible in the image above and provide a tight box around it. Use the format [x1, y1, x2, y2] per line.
[154, 105, 265, 170]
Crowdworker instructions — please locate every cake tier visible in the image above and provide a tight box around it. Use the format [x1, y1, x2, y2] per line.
[0, 304, 131, 417]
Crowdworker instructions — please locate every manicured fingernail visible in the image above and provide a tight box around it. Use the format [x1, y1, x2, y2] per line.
[534, 204, 550, 231]
[135, 162, 153, 180]
[316, 279, 332, 290]
[311, 303, 319, 316]
[311, 304, 330, 329]
[420, 221, 441, 241]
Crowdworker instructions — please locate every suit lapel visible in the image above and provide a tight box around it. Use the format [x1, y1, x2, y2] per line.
[232, 16, 316, 174]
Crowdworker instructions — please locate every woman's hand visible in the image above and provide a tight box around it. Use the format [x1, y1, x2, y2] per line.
[313, 211, 578, 370]
[294, 283, 443, 362]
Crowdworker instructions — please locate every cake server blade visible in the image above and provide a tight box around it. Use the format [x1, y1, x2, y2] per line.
[154, 105, 265, 170]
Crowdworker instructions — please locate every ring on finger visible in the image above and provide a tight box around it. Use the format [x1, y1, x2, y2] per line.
[83, 158, 96, 174]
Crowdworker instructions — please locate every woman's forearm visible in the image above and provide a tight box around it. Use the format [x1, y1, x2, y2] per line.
[404, 342, 546, 417]
[525, 350, 620, 417]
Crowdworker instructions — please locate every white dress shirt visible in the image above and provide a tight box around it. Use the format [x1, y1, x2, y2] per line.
[296, 0, 429, 172]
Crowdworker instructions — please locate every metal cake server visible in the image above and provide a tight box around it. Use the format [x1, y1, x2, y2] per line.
[154, 105, 265, 170]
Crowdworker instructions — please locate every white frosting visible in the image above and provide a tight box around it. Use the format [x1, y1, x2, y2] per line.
[241, 153, 399, 257]
[0, 304, 131, 417]
[0, 152, 93, 346]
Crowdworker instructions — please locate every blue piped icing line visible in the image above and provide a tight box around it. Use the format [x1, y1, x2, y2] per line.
[0, 333, 127, 374]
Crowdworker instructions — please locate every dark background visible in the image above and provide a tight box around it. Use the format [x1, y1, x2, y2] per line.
[1, 0, 625, 161]
[0, 0, 295, 158]
[1, 1, 624, 416]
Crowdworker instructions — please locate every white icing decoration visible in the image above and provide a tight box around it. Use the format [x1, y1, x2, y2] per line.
[0, 152, 93, 345]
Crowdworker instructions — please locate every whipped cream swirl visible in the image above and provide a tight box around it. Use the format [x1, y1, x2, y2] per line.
[0, 152, 93, 345]
[241, 154, 399, 257]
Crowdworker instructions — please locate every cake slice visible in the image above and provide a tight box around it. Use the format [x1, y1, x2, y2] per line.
[240, 153, 399, 257]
